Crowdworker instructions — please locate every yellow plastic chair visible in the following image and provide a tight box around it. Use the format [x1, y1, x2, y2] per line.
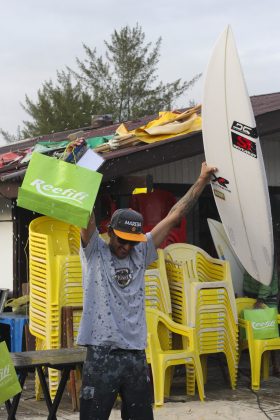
[145, 307, 205, 406]
[236, 297, 280, 390]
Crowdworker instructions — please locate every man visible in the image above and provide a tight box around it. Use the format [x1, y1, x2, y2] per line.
[243, 266, 279, 310]
[78, 161, 217, 420]
[243, 262, 280, 375]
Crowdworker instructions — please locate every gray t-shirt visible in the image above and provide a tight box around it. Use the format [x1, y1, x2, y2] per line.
[77, 229, 158, 349]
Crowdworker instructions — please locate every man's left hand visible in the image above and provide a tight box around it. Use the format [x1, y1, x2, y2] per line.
[199, 161, 217, 182]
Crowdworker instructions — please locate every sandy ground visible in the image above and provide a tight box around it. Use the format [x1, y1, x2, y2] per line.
[1, 355, 280, 419]
[4, 400, 268, 420]
[113, 401, 269, 420]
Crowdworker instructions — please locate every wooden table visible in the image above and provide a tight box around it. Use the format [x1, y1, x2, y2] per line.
[5, 347, 87, 420]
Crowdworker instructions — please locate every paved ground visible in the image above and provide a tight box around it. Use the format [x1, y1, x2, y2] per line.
[1, 353, 280, 419]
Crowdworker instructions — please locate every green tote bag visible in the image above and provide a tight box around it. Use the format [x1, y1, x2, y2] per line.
[0, 341, 22, 405]
[243, 307, 279, 340]
[17, 152, 103, 228]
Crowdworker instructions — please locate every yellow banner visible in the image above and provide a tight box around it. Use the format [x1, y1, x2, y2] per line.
[135, 113, 201, 143]
[114, 109, 202, 144]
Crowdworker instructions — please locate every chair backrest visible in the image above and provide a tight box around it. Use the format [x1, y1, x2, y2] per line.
[164, 243, 199, 265]
[165, 260, 190, 326]
[195, 250, 231, 283]
[164, 243, 231, 284]
[30, 216, 80, 256]
[235, 297, 256, 317]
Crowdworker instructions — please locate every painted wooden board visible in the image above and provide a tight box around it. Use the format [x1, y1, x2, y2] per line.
[202, 26, 273, 285]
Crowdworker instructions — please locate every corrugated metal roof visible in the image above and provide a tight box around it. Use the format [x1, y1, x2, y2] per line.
[1, 92, 279, 154]
[0, 92, 279, 188]
[250, 92, 280, 116]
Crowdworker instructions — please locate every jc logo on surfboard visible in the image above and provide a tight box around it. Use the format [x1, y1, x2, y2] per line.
[231, 121, 258, 138]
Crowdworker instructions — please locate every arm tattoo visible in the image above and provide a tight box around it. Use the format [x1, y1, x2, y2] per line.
[169, 177, 207, 218]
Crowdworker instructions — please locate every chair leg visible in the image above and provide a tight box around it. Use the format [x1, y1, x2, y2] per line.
[164, 366, 173, 397]
[200, 355, 208, 384]
[262, 351, 270, 380]
[250, 349, 263, 391]
[154, 370, 165, 406]
[223, 351, 237, 390]
[150, 358, 165, 407]
[194, 355, 205, 401]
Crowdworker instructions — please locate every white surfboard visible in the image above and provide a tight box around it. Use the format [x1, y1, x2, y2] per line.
[202, 26, 274, 285]
[207, 218, 245, 297]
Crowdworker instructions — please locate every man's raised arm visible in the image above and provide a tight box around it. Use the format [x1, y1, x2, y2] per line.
[151, 162, 217, 248]
[81, 211, 97, 247]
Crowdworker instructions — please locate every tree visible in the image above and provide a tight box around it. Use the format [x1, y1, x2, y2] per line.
[19, 71, 96, 138]
[70, 24, 201, 122]
[1, 24, 201, 142]
[0, 126, 24, 144]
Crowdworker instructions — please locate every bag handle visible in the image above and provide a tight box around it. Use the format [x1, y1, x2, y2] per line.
[61, 138, 86, 163]
[61, 141, 77, 163]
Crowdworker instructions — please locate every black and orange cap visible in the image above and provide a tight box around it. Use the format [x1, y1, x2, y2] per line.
[109, 208, 147, 242]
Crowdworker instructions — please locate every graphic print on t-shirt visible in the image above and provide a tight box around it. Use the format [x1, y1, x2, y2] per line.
[114, 268, 133, 288]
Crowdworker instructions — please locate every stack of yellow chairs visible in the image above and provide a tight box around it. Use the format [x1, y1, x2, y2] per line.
[164, 243, 239, 389]
[29, 216, 83, 400]
[144, 249, 205, 405]
[145, 249, 172, 316]
[146, 249, 171, 312]
[145, 269, 170, 314]
[145, 251, 173, 366]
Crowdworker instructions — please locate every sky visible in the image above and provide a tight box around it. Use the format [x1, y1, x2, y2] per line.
[1, 0, 280, 145]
